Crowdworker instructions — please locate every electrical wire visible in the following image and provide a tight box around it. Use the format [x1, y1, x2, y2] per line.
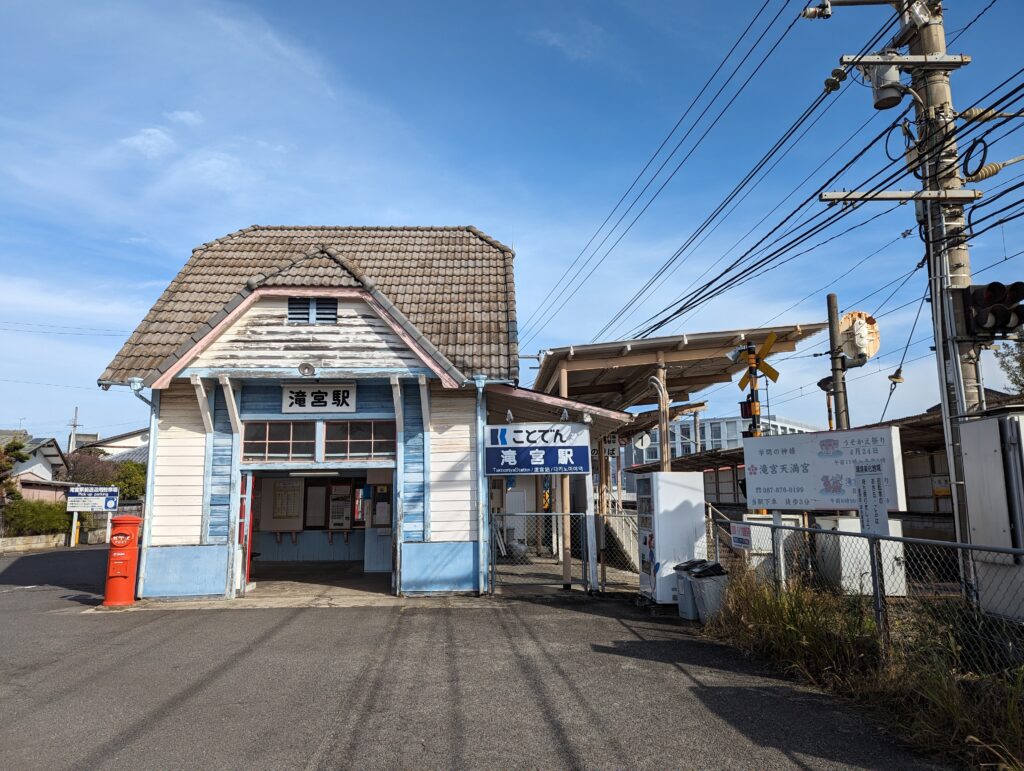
[519, 0, 797, 345]
[517, 0, 780, 336]
[879, 286, 929, 421]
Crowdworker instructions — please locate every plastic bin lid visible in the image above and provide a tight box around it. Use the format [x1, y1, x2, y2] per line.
[690, 562, 728, 578]
[673, 559, 708, 572]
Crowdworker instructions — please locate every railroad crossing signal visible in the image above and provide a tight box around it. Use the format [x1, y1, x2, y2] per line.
[737, 332, 780, 390]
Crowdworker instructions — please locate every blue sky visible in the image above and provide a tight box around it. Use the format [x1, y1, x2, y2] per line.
[2, 0, 1023, 445]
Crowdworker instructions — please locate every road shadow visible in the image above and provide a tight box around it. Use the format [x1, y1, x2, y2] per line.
[0, 547, 106, 593]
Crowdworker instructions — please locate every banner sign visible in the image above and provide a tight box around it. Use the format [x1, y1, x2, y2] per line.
[855, 462, 891, 536]
[282, 382, 355, 414]
[742, 427, 905, 512]
[485, 423, 591, 475]
[67, 485, 120, 512]
[730, 522, 753, 550]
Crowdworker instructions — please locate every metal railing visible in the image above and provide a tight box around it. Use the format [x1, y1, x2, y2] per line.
[709, 511, 1024, 672]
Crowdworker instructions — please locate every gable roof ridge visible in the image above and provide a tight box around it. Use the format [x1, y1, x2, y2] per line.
[465, 225, 514, 257]
[322, 246, 370, 288]
[244, 243, 349, 289]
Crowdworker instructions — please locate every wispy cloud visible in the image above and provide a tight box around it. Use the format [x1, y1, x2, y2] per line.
[166, 110, 204, 126]
[530, 19, 605, 62]
[119, 127, 176, 159]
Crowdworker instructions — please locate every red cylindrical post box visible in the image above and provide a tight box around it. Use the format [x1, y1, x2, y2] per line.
[103, 515, 143, 607]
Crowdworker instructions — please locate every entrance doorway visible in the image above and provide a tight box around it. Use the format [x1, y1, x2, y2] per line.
[241, 470, 395, 596]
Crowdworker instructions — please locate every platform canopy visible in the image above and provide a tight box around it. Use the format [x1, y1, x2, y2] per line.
[533, 323, 827, 411]
[485, 384, 633, 440]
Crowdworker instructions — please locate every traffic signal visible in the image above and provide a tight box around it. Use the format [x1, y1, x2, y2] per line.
[963, 281, 1024, 338]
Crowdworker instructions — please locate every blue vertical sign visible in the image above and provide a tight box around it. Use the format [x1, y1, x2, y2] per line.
[484, 423, 591, 475]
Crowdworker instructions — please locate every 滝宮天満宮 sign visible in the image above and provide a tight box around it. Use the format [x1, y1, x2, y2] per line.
[67, 486, 120, 512]
[282, 382, 355, 414]
[742, 427, 906, 512]
[484, 423, 591, 475]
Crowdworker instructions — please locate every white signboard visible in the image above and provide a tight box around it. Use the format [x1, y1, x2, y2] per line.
[855, 462, 890, 536]
[282, 383, 355, 414]
[743, 427, 906, 512]
[730, 522, 753, 550]
[67, 486, 119, 512]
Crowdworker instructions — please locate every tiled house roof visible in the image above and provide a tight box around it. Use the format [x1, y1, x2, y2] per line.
[100, 225, 518, 386]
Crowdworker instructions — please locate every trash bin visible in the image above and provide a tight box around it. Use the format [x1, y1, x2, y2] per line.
[689, 562, 729, 624]
[673, 559, 707, 620]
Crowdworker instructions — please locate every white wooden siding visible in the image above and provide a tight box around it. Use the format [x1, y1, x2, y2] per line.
[151, 382, 206, 545]
[428, 390, 478, 541]
[191, 297, 423, 371]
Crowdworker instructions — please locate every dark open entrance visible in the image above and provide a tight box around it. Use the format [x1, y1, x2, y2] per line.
[244, 471, 395, 596]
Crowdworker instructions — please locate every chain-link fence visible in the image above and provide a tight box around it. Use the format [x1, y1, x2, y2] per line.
[597, 511, 641, 592]
[490, 512, 591, 592]
[708, 513, 1024, 674]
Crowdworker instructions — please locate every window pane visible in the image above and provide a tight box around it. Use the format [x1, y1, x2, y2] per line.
[373, 440, 396, 457]
[324, 442, 347, 458]
[292, 422, 315, 441]
[243, 441, 264, 459]
[244, 423, 266, 441]
[267, 442, 290, 459]
[349, 440, 372, 456]
[374, 422, 396, 440]
[291, 442, 315, 459]
[326, 423, 347, 441]
[268, 423, 290, 441]
[350, 422, 372, 441]
[711, 424, 722, 439]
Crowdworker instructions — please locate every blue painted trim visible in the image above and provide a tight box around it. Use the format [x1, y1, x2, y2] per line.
[392, 378, 404, 594]
[237, 411, 396, 421]
[181, 367, 434, 380]
[141, 544, 231, 598]
[475, 379, 489, 593]
[136, 389, 160, 598]
[421, 385, 432, 542]
[200, 386, 215, 546]
[401, 541, 478, 593]
[240, 460, 396, 472]
[225, 386, 242, 597]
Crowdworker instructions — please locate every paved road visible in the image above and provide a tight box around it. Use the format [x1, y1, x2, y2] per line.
[0, 549, 942, 770]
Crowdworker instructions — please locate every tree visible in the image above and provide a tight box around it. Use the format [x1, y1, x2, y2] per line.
[0, 438, 30, 502]
[61, 449, 117, 487]
[995, 341, 1024, 394]
[115, 461, 147, 500]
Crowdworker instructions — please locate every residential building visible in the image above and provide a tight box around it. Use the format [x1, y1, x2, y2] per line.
[76, 428, 149, 456]
[0, 429, 70, 503]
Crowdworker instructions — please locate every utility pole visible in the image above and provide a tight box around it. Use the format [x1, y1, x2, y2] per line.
[558, 365, 572, 590]
[803, 0, 982, 546]
[68, 406, 80, 452]
[827, 293, 851, 429]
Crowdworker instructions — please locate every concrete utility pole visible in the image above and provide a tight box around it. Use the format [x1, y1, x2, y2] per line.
[827, 294, 851, 429]
[804, 0, 980, 543]
[68, 406, 80, 452]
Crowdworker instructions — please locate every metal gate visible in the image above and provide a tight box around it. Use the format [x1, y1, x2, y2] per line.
[597, 510, 641, 593]
[490, 512, 592, 593]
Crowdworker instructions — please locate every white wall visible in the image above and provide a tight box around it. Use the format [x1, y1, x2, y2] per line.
[13, 454, 53, 481]
[428, 388, 478, 541]
[191, 296, 423, 371]
[151, 381, 206, 545]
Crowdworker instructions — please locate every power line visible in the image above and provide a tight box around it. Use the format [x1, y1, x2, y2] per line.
[516, 0, 779, 336]
[522, 5, 804, 348]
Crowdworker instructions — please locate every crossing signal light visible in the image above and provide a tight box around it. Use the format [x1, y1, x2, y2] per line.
[964, 281, 1024, 337]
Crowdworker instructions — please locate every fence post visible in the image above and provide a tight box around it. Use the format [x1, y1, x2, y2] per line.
[771, 526, 783, 594]
[868, 536, 890, 656]
[714, 521, 721, 563]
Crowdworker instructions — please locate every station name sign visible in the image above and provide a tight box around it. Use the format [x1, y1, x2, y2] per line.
[282, 382, 356, 414]
[485, 422, 591, 475]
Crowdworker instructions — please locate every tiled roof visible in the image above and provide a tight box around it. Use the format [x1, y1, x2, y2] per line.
[100, 225, 518, 385]
[106, 444, 150, 464]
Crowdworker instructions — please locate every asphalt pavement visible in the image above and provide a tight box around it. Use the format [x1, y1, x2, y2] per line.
[0, 548, 943, 770]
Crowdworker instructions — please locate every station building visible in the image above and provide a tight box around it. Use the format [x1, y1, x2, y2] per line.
[100, 225, 629, 598]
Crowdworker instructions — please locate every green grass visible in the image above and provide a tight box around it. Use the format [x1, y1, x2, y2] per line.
[708, 568, 1024, 768]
